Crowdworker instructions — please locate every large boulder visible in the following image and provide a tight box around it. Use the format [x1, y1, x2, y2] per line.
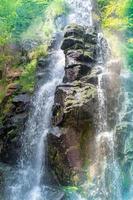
[52, 82, 97, 126]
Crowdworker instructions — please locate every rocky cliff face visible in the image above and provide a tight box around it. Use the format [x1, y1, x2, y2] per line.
[0, 40, 48, 165]
[48, 24, 99, 186]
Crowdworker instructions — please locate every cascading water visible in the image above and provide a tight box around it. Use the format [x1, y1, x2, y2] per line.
[86, 26, 123, 200]
[6, 38, 65, 200]
[117, 71, 133, 200]
[67, 0, 93, 26]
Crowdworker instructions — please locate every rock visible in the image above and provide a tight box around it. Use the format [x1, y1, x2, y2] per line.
[61, 38, 84, 51]
[84, 28, 97, 44]
[52, 82, 97, 126]
[12, 94, 30, 104]
[48, 133, 83, 186]
[64, 24, 84, 38]
[0, 92, 31, 164]
[65, 49, 94, 68]
[48, 122, 95, 186]
[80, 67, 100, 85]
[124, 135, 133, 161]
[37, 57, 48, 68]
[63, 65, 91, 83]
[48, 24, 99, 186]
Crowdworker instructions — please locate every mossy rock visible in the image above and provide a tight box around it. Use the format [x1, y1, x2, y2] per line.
[61, 37, 84, 51]
[52, 82, 97, 126]
[64, 24, 84, 37]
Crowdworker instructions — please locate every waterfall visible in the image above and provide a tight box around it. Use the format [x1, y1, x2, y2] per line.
[6, 39, 65, 200]
[67, 0, 93, 26]
[86, 25, 123, 200]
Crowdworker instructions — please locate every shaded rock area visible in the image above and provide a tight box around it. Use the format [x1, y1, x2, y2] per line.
[0, 93, 31, 164]
[48, 24, 99, 186]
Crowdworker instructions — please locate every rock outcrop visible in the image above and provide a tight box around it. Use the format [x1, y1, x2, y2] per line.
[48, 24, 99, 186]
[0, 93, 31, 164]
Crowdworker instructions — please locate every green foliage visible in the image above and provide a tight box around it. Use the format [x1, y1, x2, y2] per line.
[18, 0, 66, 93]
[124, 0, 133, 70]
[0, 0, 66, 96]
[97, 0, 133, 71]
[27, 45, 48, 61]
[0, 79, 7, 103]
[22, 0, 68, 42]
[63, 186, 79, 192]
[19, 44, 48, 93]
[98, 0, 128, 30]
[19, 59, 37, 93]
[12, 0, 52, 38]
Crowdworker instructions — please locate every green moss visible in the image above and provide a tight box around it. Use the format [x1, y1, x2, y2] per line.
[63, 186, 79, 193]
[19, 59, 37, 93]
[27, 45, 48, 61]
[84, 51, 94, 60]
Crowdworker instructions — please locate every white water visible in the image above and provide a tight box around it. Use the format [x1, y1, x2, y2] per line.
[67, 0, 93, 26]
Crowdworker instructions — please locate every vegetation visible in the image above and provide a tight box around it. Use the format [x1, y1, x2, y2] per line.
[97, 0, 133, 70]
[0, 0, 66, 101]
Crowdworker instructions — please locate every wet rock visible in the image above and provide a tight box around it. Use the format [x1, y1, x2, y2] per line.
[12, 94, 30, 104]
[64, 24, 84, 38]
[48, 24, 99, 186]
[52, 82, 97, 126]
[37, 57, 48, 68]
[0, 93, 31, 164]
[84, 28, 97, 44]
[124, 135, 133, 161]
[63, 65, 91, 82]
[48, 122, 95, 186]
[61, 38, 84, 51]
[61, 24, 97, 64]
[80, 67, 100, 85]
